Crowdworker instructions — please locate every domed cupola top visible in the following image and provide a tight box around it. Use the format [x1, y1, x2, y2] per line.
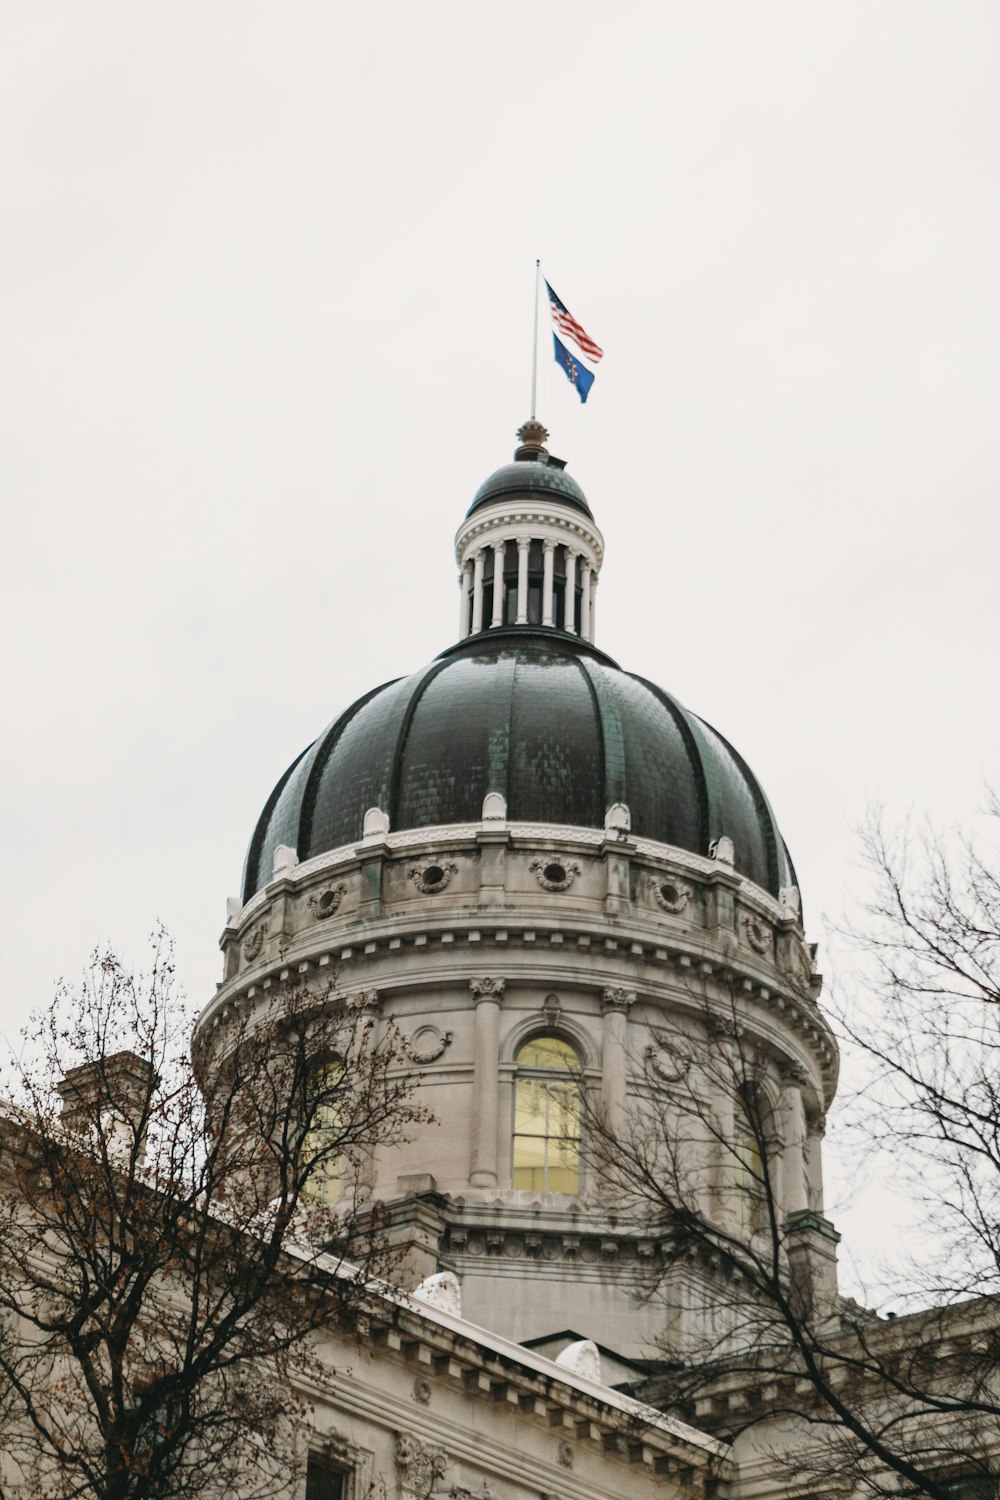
[465, 419, 594, 521]
[454, 421, 604, 641]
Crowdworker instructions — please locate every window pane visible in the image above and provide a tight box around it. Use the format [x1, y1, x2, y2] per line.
[516, 1036, 578, 1071]
[514, 1078, 548, 1136]
[512, 1036, 583, 1193]
[305, 1458, 344, 1500]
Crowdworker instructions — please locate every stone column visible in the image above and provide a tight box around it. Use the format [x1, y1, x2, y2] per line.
[711, 1051, 737, 1224]
[600, 988, 635, 1135]
[580, 561, 592, 640]
[490, 540, 506, 627]
[564, 551, 577, 634]
[516, 537, 530, 624]
[471, 549, 485, 634]
[542, 539, 555, 627]
[779, 1066, 808, 1217]
[589, 572, 597, 639]
[469, 977, 505, 1186]
[805, 1111, 826, 1213]
[459, 562, 472, 638]
[355, 990, 382, 1193]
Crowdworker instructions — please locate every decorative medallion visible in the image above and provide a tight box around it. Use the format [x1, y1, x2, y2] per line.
[529, 857, 580, 892]
[412, 1376, 431, 1406]
[241, 925, 266, 962]
[557, 1441, 574, 1470]
[307, 883, 347, 919]
[402, 1026, 454, 1065]
[647, 874, 693, 914]
[409, 861, 458, 895]
[644, 1042, 689, 1083]
[742, 915, 772, 955]
[542, 993, 562, 1027]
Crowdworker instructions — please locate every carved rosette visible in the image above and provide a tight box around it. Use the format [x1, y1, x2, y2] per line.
[408, 861, 458, 894]
[601, 987, 636, 1016]
[402, 1026, 454, 1065]
[307, 882, 347, 919]
[470, 977, 505, 1003]
[529, 857, 581, 892]
[742, 914, 772, 955]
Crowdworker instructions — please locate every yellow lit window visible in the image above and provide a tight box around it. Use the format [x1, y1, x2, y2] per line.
[512, 1036, 583, 1194]
[734, 1096, 765, 1235]
[303, 1060, 343, 1206]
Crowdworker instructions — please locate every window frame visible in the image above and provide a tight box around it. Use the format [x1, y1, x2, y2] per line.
[511, 1033, 585, 1195]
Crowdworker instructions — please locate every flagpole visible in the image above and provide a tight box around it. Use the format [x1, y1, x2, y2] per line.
[529, 258, 540, 420]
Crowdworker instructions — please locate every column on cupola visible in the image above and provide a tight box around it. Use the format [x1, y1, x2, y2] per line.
[589, 573, 597, 640]
[542, 540, 556, 627]
[779, 1066, 809, 1217]
[491, 541, 506, 627]
[469, 978, 505, 1186]
[459, 562, 472, 638]
[355, 990, 382, 1192]
[564, 551, 577, 634]
[805, 1112, 826, 1212]
[471, 549, 485, 634]
[600, 988, 635, 1136]
[710, 1042, 737, 1223]
[579, 561, 592, 640]
[516, 537, 530, 624]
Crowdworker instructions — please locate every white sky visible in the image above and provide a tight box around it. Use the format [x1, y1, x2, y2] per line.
[1, 2, 998, 1293]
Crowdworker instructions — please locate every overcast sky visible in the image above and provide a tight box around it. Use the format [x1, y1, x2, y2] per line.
[1, 2, 998, 1292]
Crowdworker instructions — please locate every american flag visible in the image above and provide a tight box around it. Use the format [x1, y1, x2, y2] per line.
[545, 280, 603, 364]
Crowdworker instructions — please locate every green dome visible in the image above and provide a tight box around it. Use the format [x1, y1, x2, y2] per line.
[241, 630, 795, 902]
[466, 456, 593, 520]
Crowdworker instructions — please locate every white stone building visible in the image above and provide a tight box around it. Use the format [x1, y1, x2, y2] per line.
[7, 421, 991, 1500]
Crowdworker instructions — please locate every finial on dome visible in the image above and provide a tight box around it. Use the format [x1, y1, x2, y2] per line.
[515, 419, 549, 462]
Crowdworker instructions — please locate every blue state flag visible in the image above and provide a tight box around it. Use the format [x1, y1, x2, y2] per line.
[553, 333, 595, 404]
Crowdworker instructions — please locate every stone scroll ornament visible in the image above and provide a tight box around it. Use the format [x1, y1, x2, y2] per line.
[307, 883, 347, 919]
[241, 924, 266, 961]
[409, 861, 458, 894]
[529, 856, 580, 892]
[402, 1026, 453, 1065]
[742, 914, 772, 954]
[647, 874, 693, 914]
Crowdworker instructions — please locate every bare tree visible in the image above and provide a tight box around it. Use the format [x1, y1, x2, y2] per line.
[0, 932, 427, 1500]
[584, 799, 1000, 1500]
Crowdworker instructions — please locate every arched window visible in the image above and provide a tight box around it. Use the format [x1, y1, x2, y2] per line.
[303, 1059, 343, 1206]
[512, 1035, 583, 1193]
[733, 1093, 765, 1235]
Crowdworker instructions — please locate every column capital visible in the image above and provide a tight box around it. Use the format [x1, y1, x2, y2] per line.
[542, 537, 556, 553]
[516, 534, 531, 551]
[349, 988, 382, 1013]
[779, 1060, 809, 1089]
[470, 977, 505, 1004]
[601, 987, 636, 1015]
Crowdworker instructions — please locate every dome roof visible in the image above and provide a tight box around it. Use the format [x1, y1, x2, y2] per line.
[241, 629, 796, 902]
[466, 457, 593, 520]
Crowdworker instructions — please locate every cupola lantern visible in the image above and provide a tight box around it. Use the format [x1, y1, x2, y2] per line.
[454, 422, 604, 641]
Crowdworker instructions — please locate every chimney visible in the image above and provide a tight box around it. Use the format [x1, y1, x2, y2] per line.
[57, 1051, 158, 1162]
